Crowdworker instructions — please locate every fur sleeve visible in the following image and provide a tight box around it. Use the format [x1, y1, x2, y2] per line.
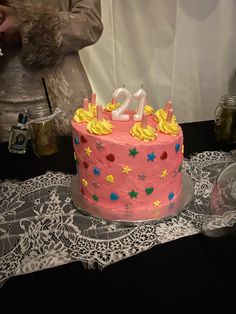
[9, 1, 62, 67]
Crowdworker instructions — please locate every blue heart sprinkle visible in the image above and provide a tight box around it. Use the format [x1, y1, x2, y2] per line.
[74, 136, 79, 145]
[175, 144, 180, 152]
[93, 168, 101, 176]
[110, 193, 119, 201]
[168, 192, 174, 201]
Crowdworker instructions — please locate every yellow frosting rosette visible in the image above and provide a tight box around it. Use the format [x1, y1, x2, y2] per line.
[87, 118, 113, 135]
[157, 119, 180, 136]
[104, 102, 121, 112]
[73, 106, 96, 123]
[154, 108, 177, 123]
[144, 105, 154, 115]
[130, 122, 157, 142]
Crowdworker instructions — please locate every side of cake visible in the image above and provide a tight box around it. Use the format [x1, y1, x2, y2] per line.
[72, 89, 184, 222]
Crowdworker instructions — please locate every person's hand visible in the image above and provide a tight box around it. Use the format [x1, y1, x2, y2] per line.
[0, 5, 18, 33]
[0, 5, 21, 48]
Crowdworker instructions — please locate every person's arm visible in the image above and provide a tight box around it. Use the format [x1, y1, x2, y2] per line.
[2, 0, 103, 66]
[60, 0, 104, 53]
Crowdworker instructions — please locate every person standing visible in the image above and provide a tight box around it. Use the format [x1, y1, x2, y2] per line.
[0, 0, 103, 141]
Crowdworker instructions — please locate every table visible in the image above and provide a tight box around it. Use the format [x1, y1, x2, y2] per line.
[0, 120, 236, 309]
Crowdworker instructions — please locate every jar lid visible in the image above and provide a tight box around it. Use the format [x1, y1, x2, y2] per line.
[28, 106, 51, 119]
[220, 94, 236, 107]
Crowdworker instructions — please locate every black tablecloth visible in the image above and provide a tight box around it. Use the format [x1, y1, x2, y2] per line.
[0, 120, 236, 309]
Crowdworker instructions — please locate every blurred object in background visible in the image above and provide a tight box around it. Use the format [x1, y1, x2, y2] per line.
[202, 162, 236, 237]
[214, 94, 236, 145]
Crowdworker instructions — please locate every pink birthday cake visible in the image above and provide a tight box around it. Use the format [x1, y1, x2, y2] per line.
[71, 89, 184, 222]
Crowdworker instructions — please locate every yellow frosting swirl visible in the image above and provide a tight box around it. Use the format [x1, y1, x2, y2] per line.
[154, 109, 176, 122]
[144, 105, 154, 115]
[87, 118, 113, 135]
[104, 102, 121, 112]
[74, 107, 96, 123]
[157, 119, 180, 136]
[130, 122, 157, 142]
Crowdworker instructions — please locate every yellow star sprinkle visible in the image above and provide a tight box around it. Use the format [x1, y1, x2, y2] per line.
[182, 144, 184, 154]
[82, 178, 88, 187]
[161, 169, 168, 178]
[122, 165, 132, 174]
[85, 146, 92, 157]
[153, 199, 161, 207]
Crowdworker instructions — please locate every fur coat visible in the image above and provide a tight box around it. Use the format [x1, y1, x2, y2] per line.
[0, 0, 103, 141]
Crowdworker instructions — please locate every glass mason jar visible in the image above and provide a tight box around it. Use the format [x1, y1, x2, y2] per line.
[214, 94, 236, 144]
[27, 106, 61, 158]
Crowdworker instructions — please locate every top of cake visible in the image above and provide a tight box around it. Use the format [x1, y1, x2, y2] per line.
[72, 87, 182, 143]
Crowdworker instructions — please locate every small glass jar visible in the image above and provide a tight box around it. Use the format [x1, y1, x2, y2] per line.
[28, 106, 61, 158]
[214, 94, 236, 144]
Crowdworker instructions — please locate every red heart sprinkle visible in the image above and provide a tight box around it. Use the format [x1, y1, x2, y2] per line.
[106, 154, 115, 162]
[160, 151, 168, 160]
[81, 135, 87, 143]
[83, 161, 89, 169]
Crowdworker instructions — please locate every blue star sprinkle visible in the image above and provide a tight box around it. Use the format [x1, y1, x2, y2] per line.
[147, 152, 156, 162]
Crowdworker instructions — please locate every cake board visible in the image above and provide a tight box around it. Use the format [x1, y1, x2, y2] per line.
[71, 171, 194, 225]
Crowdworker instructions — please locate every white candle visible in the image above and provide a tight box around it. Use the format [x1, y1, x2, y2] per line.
[133, 88, 147, 121]
[112, 87, 132, 121]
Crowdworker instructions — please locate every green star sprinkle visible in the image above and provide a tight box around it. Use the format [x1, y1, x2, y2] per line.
[129, 148, 139, 157]
[92, 194, 99, 202]
[128, 190, 138, 198]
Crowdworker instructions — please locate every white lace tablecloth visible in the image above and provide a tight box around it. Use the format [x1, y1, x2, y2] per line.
[1, 150, 236, 284]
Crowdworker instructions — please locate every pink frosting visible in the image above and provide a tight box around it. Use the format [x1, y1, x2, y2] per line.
[72, 111, 184, 221]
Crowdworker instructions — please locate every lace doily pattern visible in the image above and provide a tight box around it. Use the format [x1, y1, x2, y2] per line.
[0, 150, 236, 283]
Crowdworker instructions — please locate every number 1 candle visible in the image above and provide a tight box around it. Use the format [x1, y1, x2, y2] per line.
[133, 88, 147, 121]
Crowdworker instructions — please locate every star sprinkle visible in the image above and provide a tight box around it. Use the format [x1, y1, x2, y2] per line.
[161, 169, 168, 178]
[125, 203, 132, 210]
[92, 194, 99, 202]
[128, 190, 138, 198]
[129, 148, 139, 157]
[92, 181, 100, 188]
[122, 165, 132, 174]
[153, 199, 161, 207]
[147, 152, 156, 161]
[85, 146, 92, 157]
[138, 173, 147, 181]
[93, 167, 101, 176]
[96, 141, 104, 150]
